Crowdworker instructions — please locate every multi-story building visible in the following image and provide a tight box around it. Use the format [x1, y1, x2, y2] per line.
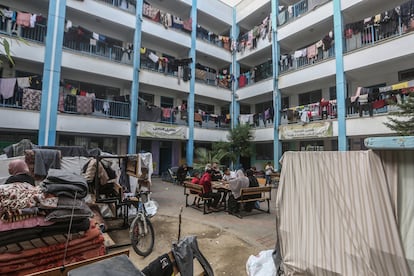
[0, 0, 413, 174]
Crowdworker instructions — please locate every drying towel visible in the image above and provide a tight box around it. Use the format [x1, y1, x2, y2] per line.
[0, 78, 17, 99]
[22, 89, 41, 110]
[32, 149, 61, 176]
[17, 77, 30, 88]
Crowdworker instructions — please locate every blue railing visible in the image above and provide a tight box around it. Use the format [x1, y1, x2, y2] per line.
[20, 24, 47, 43]
[344, 18, 403, 53]
[278, 0, 308, 26]
[62, 40, 132, 64]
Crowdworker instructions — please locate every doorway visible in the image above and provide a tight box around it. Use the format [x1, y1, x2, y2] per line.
[159, 141, 172, 175]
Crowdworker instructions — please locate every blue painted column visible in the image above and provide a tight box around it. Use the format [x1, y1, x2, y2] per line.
[231, 8, 240, 129]
[128, 0, 144, 153]
[271, 0, 282, 171]
[186, 0, 197, 166]
[333, 0, 347, 151]
[38, 0, 66, 146]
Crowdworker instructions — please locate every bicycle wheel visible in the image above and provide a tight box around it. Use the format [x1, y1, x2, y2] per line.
[129, 215, 154, 257]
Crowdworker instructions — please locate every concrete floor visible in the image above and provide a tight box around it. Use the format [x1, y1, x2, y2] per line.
[107, 177, 279, 275]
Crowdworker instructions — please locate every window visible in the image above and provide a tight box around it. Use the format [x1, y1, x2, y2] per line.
[140, 92, 154, 105]
[299, 89, 322, 105]
[399, 68, 414, 82]
[282, 96, 289, 109]
[300, 140, 324, 151]
[240, 104, 250, 114]
[255, 101, 273, 114]
[137, 139, 152, 153]
[329, 86, 336, 100]
[160, 96, 174, 108]
[195, 102, 214, 114]
[221, 105, 229, 116]
[256, 143, 273, 160]
[63, 79, 120, 99]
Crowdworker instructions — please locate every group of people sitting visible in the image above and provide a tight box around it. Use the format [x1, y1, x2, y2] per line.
[182, 162, 261, 214]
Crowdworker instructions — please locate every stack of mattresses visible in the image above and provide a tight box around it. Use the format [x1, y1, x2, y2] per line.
[0, 169, 105, 276]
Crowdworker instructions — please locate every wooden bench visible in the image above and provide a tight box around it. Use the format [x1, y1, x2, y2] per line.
[184, 181, 212, 214]
[236, 186, 272, 218]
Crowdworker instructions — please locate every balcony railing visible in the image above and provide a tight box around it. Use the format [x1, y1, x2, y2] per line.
[278, 0, 309, 26]
[344, 17, 404, 53]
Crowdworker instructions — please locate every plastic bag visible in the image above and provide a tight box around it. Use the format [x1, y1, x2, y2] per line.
[144, 200, 158, 217]
[246, 249, 276, 276]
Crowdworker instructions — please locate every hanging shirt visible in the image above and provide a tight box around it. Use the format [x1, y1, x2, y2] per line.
[0, 78, 17, 99]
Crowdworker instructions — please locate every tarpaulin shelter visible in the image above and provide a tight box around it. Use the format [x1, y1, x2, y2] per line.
[275, 138, 413, 275]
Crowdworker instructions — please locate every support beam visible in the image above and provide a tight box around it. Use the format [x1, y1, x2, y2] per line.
[333, 0, 347, 151]
[186, 0, 197, 166]
[128, 0, 144, 154]
[271, 0, 282, 171]
[38, 0, 66, 146]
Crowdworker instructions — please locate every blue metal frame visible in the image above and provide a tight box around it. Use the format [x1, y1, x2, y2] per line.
[272, 0, 282, 171]
[231, 8, 240, 130]
[38, 0, 66, 146]
[128, 0, 144, 154]
[186, 0, 197, 166]
[333, 0, 347, 151]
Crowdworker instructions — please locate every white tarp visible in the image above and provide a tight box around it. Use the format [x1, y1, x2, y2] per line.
[277, 151, 411, 275]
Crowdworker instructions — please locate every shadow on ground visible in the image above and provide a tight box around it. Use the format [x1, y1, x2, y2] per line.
[107, 214, 264, 275]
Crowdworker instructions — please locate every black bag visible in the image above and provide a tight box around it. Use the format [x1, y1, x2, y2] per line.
[227, 194, 239, 214]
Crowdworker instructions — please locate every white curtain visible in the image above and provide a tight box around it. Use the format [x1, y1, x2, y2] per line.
[276, 151, 410, 275]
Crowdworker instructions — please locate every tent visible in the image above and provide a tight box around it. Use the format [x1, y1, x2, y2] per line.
[275, 140, 413, 275]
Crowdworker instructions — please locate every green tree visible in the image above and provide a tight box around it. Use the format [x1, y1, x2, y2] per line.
[214, 123, 254, 168]
[384, 92, 414, 136]
[193, 124, 254, 171]
[0, 36, 14, 66]
[0, 10, 14, 66]
[192, 147, 228, 172]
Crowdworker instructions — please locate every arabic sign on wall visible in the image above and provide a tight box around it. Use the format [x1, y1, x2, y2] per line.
[279, 122, 333, 140]
[140, 122, 186, 139]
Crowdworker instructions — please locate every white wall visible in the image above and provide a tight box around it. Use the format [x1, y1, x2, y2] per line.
[236, 0, 268, 23]
[279, 59, 336, 89]
[198, 0, 233, 26]
[194, 128, 229, 142]
[237, 78, 272, 101]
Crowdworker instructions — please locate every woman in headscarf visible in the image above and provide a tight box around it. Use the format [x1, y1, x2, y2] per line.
[244, 169, 261, 212]
[227, 169, 249, 214]
[5, 159, 35, 185]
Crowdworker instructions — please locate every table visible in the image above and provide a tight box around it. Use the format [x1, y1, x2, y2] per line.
[212, 181, 230, 211]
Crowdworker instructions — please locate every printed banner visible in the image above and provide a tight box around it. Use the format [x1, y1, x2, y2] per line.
[279, 121, 332, 140]
[140, 122, 186, 139]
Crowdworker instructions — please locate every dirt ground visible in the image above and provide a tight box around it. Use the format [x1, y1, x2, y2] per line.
[108, 214, 265, 275]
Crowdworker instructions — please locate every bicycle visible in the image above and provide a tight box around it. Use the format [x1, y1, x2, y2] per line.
[128, 190, 156, 257]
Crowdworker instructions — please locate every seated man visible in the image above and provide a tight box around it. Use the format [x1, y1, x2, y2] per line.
[211, 162, 222, 181]
[176, 163, 189, 185]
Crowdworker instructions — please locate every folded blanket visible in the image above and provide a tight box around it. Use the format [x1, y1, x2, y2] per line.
[0, 216, 53, 232]
[41, 169, 88, 199]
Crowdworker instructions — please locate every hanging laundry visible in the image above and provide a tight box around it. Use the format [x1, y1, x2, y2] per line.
[0, 78, 17, 99]
[17, 77, 31, 88]
[148, 52, 159, 63]
[16, 12, 31, 27]
[183, 18, 192, 31]
[22, 89, 41, 111]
